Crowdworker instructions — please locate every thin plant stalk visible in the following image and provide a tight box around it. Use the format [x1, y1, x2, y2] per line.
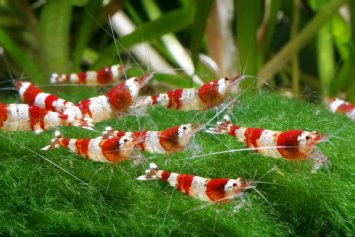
[291, 0, 301, 97]
[258, 0, 347, 85]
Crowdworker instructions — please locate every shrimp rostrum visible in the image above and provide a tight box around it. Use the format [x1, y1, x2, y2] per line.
[209, 115, 329, 173]
[137, 163, 255, 210]
[134, 75, 246, 112]
[101, 123, 204, 156]
[0, 102, 93, 133]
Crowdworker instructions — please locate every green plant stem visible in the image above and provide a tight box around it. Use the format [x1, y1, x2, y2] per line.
[0, 28, 45, 83]
[258, 0, 346, 84]
[317, 22, 335, 96]
[259, 0, 282, 61]
[39, 0, 73, 77]
[236, 0, 261, 95]
[72, 0, 103, 71]
[190, 0, 213, 66]
[346, 0, 355, 102]
[291, 0, 300, 97]
[94, 8, 194, 68]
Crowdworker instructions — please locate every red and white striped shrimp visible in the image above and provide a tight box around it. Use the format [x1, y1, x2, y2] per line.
[0, 102, 93, 133]
[210, 115, 329, 173]
[50, 64, 126, 85]
[137, 163, 255, 207]
[15, 80, 81, 115]
[63, 73, 153, 122]
[324, 97, 355, 120]
[102, 123, 203, 155]
[41, 131, 136, 164]
[135, 75, 245, 111]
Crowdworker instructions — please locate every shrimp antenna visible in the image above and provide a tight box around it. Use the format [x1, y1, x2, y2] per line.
[108, 15, 128, 81]
[177, 146, 297, 162]
[250, 187, 273, 208]
[183, 191, 250, 215]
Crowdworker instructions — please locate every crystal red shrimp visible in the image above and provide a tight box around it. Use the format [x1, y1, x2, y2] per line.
[15, 81, 81, 115]
[135, 75, 245, 111]
[41, 131, 137, 164]
[137, 163, 255, 207]
[102, 123, 203, 155]
[210, 115, 329, 173]
[324, 97, 355, 120]
[63, 73, 153, 122]
[50, 64, 126, 85]
[0, 102, 93, 133]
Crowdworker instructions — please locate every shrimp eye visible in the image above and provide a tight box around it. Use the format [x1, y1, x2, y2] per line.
[233, 183, 237, 187]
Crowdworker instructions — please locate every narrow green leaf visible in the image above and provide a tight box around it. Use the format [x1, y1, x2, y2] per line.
[39, 0, 73, 78]
[260, 0, 282, 60]
[291, 0, 301, 97]
[189, 0, 213, 66]
[327, 13, 350, 96]
[331, 14, 350, 60]
[311, 0, 335, 96]
[72, 0, 103, 71]
[236, 0, 262, 94]
[125, 1, 143, 25]
[93, 8, 194, 68]
[72, 0, 89, 6]
[329, 61, 350, 96]
[346, 0, 355, 102]
[0, 28, 45, 83]
[317, 21, 334, 95]
[258, 0, 347, 83]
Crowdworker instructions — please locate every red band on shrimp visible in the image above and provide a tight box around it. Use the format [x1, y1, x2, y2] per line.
[167, 89, 183, 109]
[60, 138, 70, 147]
[228, 125, 239, 136]
[75, 139, 90, 159]
[151, 95, 158, 105]
[0, 103, 8, 126]
[58, 113, 69, 120]
[133, 131, 147, 151]
[160, 171, 171, 182]
[337, 103, 353, 114]
[159, 126, 181, 152]
[44, 94, 59, 111]
[77, 99, 92, 118]
[23, 84, 42, 105]
[177, 174, 194, 195]
[97, 67, 113, 84]
[198, 81, 219, 103]
[101, 137, 125, 162]
[28, 105, 48, 130]
[277, 130, 303, 159]
[106, 84, 132, 112]
[205, 178, 228, 202]
[114, 131, 127, 137]
[244, 128, 263, 152]
[77, 72, 87, 84]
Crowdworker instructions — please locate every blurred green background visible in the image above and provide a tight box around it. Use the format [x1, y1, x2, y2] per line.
[0, 1, 354, 236]
[0, 0, 354, 101]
